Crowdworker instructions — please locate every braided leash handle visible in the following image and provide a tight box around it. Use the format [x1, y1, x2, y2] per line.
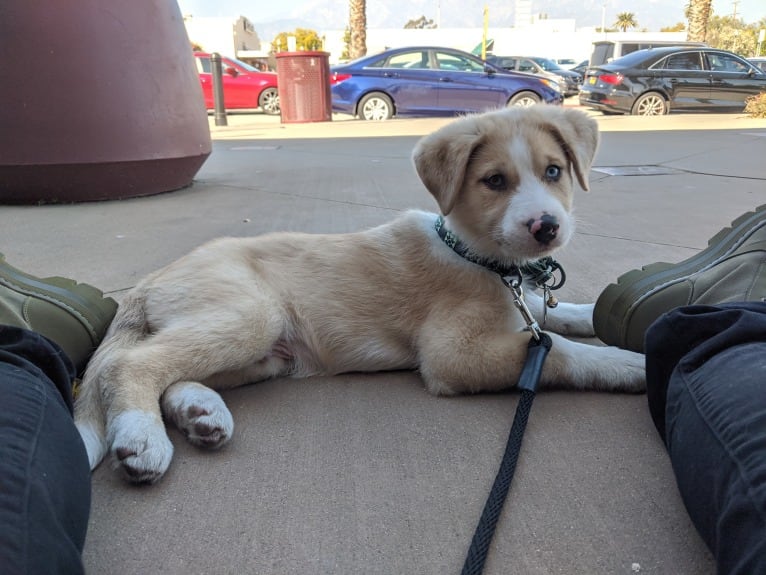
[461, 389, 535, 575]
[461, 333, 552, 575]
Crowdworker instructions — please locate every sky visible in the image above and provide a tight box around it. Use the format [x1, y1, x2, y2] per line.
[177, 0, 765, 27]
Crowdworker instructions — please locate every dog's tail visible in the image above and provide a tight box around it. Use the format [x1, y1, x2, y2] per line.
[74, 289, 149, 470]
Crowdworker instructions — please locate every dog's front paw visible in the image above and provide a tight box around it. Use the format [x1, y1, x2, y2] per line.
[522, 291, 596, 336]
[538, 301, 596, 337]
[108, 410, 174, 484]
[599, 346, 646, 393]
[162, 382, 234, 450]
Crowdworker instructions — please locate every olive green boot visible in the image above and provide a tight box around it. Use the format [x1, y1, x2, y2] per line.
[593, 205, 766, 353]
[0, 253, 117, 372]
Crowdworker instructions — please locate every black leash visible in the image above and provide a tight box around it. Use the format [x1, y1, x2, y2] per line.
[461, 332, 552, 575]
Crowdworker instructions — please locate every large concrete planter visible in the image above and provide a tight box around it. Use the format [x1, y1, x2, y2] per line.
[0, 1, 211, 203]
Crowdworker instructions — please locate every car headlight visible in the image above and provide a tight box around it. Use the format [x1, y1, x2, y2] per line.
[539, 78, 561, 92]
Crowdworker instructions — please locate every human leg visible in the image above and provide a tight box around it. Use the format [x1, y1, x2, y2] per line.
[644, 303, 766, 574]
[0, 326, 90, 575]
[0, 254, 117, 573]
[592, 204, 766, 572]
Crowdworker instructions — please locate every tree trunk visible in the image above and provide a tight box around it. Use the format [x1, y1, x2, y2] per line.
[687, 0, 712, 42]
[349, 0, 367, 59]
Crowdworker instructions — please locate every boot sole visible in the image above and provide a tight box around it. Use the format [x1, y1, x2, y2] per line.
[0, 253, 117, 344]
[593, 204, 766, 349]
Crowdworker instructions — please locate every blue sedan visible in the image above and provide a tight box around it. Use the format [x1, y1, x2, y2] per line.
[330, 46, 564, 120]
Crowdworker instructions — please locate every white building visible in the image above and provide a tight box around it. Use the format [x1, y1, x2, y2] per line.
[183, 15, 269, 61]
[515, 0, 532, 28]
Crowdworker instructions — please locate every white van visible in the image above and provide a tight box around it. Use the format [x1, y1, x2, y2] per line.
[589, 40, 707, 66]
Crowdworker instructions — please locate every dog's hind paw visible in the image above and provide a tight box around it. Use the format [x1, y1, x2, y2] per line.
[108, 410, 174, 484]
[162, 381, 234, 450]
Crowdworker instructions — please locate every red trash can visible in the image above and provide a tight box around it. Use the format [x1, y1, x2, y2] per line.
[276, 51, 332, 123]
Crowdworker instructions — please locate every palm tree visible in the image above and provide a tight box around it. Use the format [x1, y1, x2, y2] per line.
[613, 12, 638, 32]
[349, 0, 367, 59]
[686, 0, 712, 42]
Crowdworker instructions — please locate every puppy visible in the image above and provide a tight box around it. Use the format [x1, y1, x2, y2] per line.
[75, 105, 645, 483]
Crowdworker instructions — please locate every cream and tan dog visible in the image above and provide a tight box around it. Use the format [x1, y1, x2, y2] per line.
[75, 106, 645, 483]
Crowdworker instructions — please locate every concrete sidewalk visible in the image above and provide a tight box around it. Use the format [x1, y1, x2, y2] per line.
[2, 110, 766, 574]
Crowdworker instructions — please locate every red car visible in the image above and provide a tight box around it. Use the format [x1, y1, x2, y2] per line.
[193, 52, 280, 115]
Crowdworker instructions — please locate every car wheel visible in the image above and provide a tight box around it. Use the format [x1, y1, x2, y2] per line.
[358, 92, 393, 120]
[259, 87, 280, 115]
[508, 91, 541, 107]
[631, 92, 668, 116]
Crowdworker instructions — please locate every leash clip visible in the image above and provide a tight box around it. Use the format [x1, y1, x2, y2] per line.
[501, 274, 541, 342]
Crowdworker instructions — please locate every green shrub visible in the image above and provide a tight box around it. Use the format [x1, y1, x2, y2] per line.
[744, 93, 766, 118]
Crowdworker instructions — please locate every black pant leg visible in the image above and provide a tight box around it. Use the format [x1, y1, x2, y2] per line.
[0, 326, 90, 575]
[645, 303, 766, 575]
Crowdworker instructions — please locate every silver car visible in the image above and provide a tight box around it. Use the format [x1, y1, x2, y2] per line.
[487, 56, 582, 97]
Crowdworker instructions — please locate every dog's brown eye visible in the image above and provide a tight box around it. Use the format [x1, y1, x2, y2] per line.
[483, 174, 507, 191]
[544, 165, 562, 182]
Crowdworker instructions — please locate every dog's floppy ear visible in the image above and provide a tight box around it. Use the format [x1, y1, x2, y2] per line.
[412, 119, 482, 215]
[549, 108, 600, 191]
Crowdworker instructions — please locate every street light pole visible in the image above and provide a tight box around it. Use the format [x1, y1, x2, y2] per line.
[482, 6, 489, 60]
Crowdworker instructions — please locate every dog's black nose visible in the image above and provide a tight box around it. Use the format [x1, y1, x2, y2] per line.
[529, 214, 559, 245]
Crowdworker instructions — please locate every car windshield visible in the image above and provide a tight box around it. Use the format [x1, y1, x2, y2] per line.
[227, 57, 259, 72]
[345, 51, 390, 67]
[607, 49, 658, 67]
[531, 57, 562, 71]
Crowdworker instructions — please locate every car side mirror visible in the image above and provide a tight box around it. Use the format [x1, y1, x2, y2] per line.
[484, 64, 496, 75]
[225, 67, 239, 77]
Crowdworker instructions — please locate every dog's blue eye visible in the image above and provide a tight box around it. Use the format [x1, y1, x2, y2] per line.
[483, 174, 506, 191]
[544, 165, 562, 181]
